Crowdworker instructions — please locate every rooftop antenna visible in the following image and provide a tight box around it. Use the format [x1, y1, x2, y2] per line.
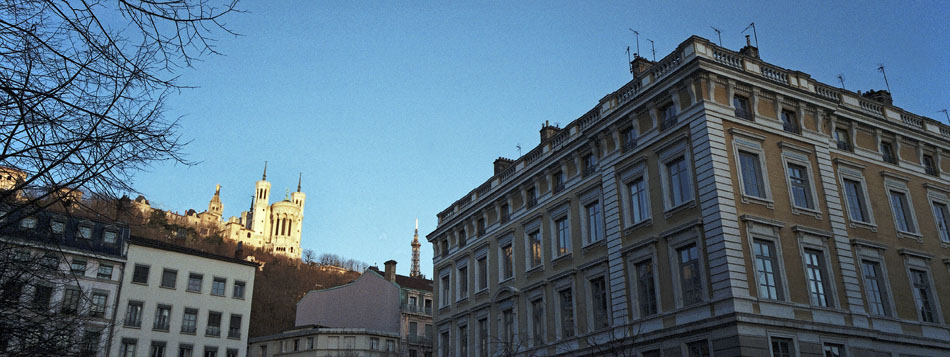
[836, 74, 846, 89]
[877, 64, 891, 93]
[710, 26, 722, 46]
[939, 109, 950, 125]
[628, 28, 640, 57]
[742, 22, 759, 49]
[647, 39, 656, 61]
[626, 46, 631, 63]
[516, 144, 522, 157]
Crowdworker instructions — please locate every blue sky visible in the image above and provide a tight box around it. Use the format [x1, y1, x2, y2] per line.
[130, 1, 950, 277]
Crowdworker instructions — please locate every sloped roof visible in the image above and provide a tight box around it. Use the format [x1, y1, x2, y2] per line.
[366, 266, 432, 292]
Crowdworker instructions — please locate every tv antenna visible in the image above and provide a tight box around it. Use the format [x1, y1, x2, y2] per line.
[836, 74, 846, 89]
[939, 109, 949, 125]
[516, 144, 522, 157]
[626, 46, 631, 63]
[710, 26, 722, 46]
[647, 38, 656, 61]
[628, 28, 640, 57]
[742, 22, 759, 48]
[877, 64, 891, 93]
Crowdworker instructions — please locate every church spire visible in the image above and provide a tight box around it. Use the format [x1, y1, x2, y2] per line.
[410, 218, 422, 278]
[297, 172, 302, 192]
[262, 161, 268, 181]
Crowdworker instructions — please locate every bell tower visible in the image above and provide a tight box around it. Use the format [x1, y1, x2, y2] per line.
[251, 161, 271, 236]
[207, 184, 223, 219]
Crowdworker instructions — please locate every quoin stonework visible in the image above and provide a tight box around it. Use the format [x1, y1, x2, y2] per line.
[428, 35, 950, 356]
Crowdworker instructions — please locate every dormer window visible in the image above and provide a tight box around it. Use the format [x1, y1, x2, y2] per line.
[103, 230, 117, 244]
[50, 220, 66, 234]
[19, 217, 37, 229]
[78, 225, 92, 240]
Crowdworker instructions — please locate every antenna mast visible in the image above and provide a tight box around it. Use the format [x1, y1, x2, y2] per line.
[836, 74, 846, 89]
[742, 22, 759, 48]
[939, 110, 949, 125]
[710, 26, 722, 46]
[647, 39, 655, 61]
[878, 65, 891, 93]
[628, 28, 640, 57]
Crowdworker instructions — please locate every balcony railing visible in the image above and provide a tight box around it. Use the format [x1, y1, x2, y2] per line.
[836, 140, 852, 152]
[406, 335, 432, 346]
[401, 304, 432, 316]
[659, 116, 678, 131]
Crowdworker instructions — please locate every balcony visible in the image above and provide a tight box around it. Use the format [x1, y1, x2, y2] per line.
[882, 153, 898, 165]
[406, 335, 432, 346]
[835, 140, 852, 152]
[401, 304, 432, 316]
[659, 116, 678, 131]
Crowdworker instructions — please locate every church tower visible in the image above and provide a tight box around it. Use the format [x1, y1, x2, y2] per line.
[207, 184, 223, 220]
[251, 162, 272, 237]
[291, 173, 306, 215]
[410, 218, 422, 278]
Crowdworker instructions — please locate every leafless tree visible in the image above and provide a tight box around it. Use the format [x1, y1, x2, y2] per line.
[302, 249, 315, 265]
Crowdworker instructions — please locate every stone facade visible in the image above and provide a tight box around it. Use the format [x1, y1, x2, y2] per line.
[428, 35, 950, 356]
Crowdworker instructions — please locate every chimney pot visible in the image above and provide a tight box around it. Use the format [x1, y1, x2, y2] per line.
[384, 260, 397, 282]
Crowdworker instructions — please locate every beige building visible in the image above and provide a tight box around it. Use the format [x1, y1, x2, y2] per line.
[427, 35, 950, 356]
[248, 326, 402, 357]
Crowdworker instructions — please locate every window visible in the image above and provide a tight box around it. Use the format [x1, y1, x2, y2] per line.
[753, 240, 784, 300]
[933, 201, 950, 243]
[78, 225, 92, 239]
[151, 341, 167, 357]
[530, 298, 544, 346]
[71, 259, 87, 275]
[211, 277, 226, 296]
[500, 203, 510, 223]
[835, 128, 852, 151]
[667, 156, 693, 207]
[458, 324, 468, 356]
[182, 308, 198, 334]
[226, 349, 238, 357]
[206, 311, 222, 336]
[804, 249, 831, 307]
[583, 153, 598, 176]
[678, 244, 703, 305]
[861, 260, 890, 316]
[440, 331, 449, 357]
[187, 273, 203, 292]
[32, 284, 52, 310]
[502, 308, 514, 344]
[910, 269, 936, 323]
[132, 264, 150, 284]
[635, 259, 657, 316]
[80, 329, 101, 356]
[458, 229, 467, 248]
[622, 126, 638, 150]
[738, 151, 766, 199]
[558, 288, 574, 338]
[62, 287, 81, 314]
[880, 141, 896, 164]
[923, 154, 938, 176]
[733, 95, 751, 120]
[103, 230, 117, 244]
[203, 346, 218, 357]
[842, 178, 871, 223]
[627, 178, 648, 224]
[686, 340, 710, 357]
[477, 318, 488, 357]
[97, 264, 114, 280]
[584, 201, 603, 244]
[19, 217, 36, 229]
[589, 276, 609, 330]
[370, 337, 380, 350]
[553, 171, 565, 193]
[307, 337, 314, 349]
[154, 305, 171, 330]
[457, 265, 468, 300]
[787, 163, 815, 210]
[120, 339, 137, 357]
[50, 220, 66, 234]
[440, 238, 449, 257]
[500, 243, 513, 280]
[476, 256, 488, 291]
[233, 281, 246, 299]
[161, 269, 177, 289]
[555, 217, 570, 256]
[440, 273, 450, 308]
[125, 301, 144, 327]
[40, 254, 58, 271]
[823, 343, 845, 357]
[528, 230, 542, 268]
[228, 314, 242, 338]
[781, 109, 799, 134]
[526, 187, 537, 208]
[660, 103, 677, 130]
[90, 291, 108, 317]
[888, 190, 917, 234]
[770, 337, 794, 357]
[477, 218, 486, 236]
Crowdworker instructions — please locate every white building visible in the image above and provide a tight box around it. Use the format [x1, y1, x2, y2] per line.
[110, 237, 257, 357]
[248, 326, 401, 357]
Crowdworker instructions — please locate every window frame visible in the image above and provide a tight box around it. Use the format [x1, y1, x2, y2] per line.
[498, 234, 514, 282]
[527, 291, 545, 347]
[549, 202, 572, 259]
[884, 176, 921, 239]
[211, 277, 227, 296]
[153, 304, 172, 331]
[439, 268, 451, 308]
[780, 109, 800, 134]
[767, 334, 798, 357]
[160, 268, 177, 289]
[585, 270, 611, 331]
[901, 252, 942, 324]
[524, 219, 543, 271]
[182, 307, 199, 334]
[125, 300, 144, 327]
[733, 94, 751, 120]
[131, 264, 150, 285]
[554, 278, 576, 340]
[626, 246, 660, 319]
[667, 229, 707, 308]
[619, 161, 651, 229]
[797, 232, 838, 309]
[456, 259, 469, 302]
[579, 188, 604, 247]
[856, 253, 893, 317]
[928, 188, 950, 246]
[657, 138, 695, 214]
[781, 147, 821, 217]
[837, 164, 876, 229]
[732, 134, 773, 206]
[233, 280, 246, 299]
[474, 248, 489, 293]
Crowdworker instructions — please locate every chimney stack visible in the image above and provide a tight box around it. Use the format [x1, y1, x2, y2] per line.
[384, 260, 397, 282]
[540, 120, 560, 142]
[739, 35, 760, 58]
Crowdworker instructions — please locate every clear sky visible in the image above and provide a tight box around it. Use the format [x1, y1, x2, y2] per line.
[130, 1, 950, 277]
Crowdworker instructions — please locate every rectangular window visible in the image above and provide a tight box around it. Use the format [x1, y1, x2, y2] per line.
[32, 284, 53, 310]
[753, 240, 784, 300]
[457, 266, 468, 299]
[161, 269, 177, 289]
[526, 187, 537, 208]
[226, 349, 237, 357]
[843, 179, 870, 223]
[71, 259, 87, 275]
[440, 238, 449, 256]
[440, 331, 450, 357]
[667, 156, 693, 207]
[924, 154, 938, 176]
[80, 329, 101, 356]
[50, 220, 66, 234]
[477, 256, 488, 291]
[889, 190, 917, 233]
[804, 249, 831, 307]
[861, 260, 890, 316]
[555, 217, 570, 256]
[823, 343, 844, 357]
[635, 260, 657, 316]
[179, 345, 194, 357]
[90, 291, 108, 317]
[770, 337, 794, 357]
[834, 128, 852, 151]
[787, 163, 814, 209]
[478, 318, 488, 357]
[628, 178, 648, 224]
[150, 341, 166, 357]
[583, 153, 598, 176]
[187, 273, 203, 292]
[458, 229, 467, 248]
[477, 218, 486, 236]
[97, 264, 114, 280]
[678, 244, 703, 305]
[458, 325, 468, 357]
[585, 201, 603, 243]
[910, 269, 936, 323]
[553, 171, 565, 193]
[881, 141, 897, 164]
[40, 255, 58, 271]
[154, 305, 171, 330]
[733, 95, 751, 120]
[500, 204, 510, 223]
[781, 109, 799, 134]
[739, 151, 766, 198]
[660, 103, 677, 130]
[120, 339, 137, 357]
[203, 346, 217, 357]
[125, 301, 143, 327]
[228, 314, 242, 338]
[182, 308, 198, 334]
[558, 288, 574, 338]
[233, 281, 246, 299]
[132, 264, 150, 284]
[933, 201, 950, 243]
[622, 126, 638, 150]
[528, 230, 542, 268]
[206, 311, 222, 336]
[501, 243, 513, 280]
[211, 277, 226, 296]
[590, 277, 609, 330]
[686, 340, 710, 357]
[103, 230, 117, 244]
[530, 298, 544, 346]
[502, 308, 514, 344]
[62, 287, 81, 314]
[440, 274, 450, 307]
[78, 225, 92, 239]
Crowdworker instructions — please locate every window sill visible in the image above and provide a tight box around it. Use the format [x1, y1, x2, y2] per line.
[130, 281, 148, 286]
[205, 334, 221, 338]
[848, 220, 877, 232]
[581, 239, 606, 252]
[623, 218, 653, 236]
[739, 194, 773, 209]
[124, 324, 141, 329]
[227, 336, 242, 341]
[551, 253, 573, 267]
[499, 277, 514, 285]
[181, 331, 196, 335]
[211, 293, 226, 297]
[186, 289, 202, 294]
[455, 296, 469, 305]
[152, 328, 170, 333]
[525, 265, 544, 276]
[896, 230, 923, 242]
[474, 289, 489, 298]
[159, 285, 176, 290]
[790, 205, 822, 219]
[664, 199, 696, 218]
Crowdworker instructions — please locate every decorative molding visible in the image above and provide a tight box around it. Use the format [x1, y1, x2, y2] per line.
[740, 214, 785, 228]
[898, 248, 934, 260]
[850, 239, 888, 251]
[791, 225, 833, 238]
